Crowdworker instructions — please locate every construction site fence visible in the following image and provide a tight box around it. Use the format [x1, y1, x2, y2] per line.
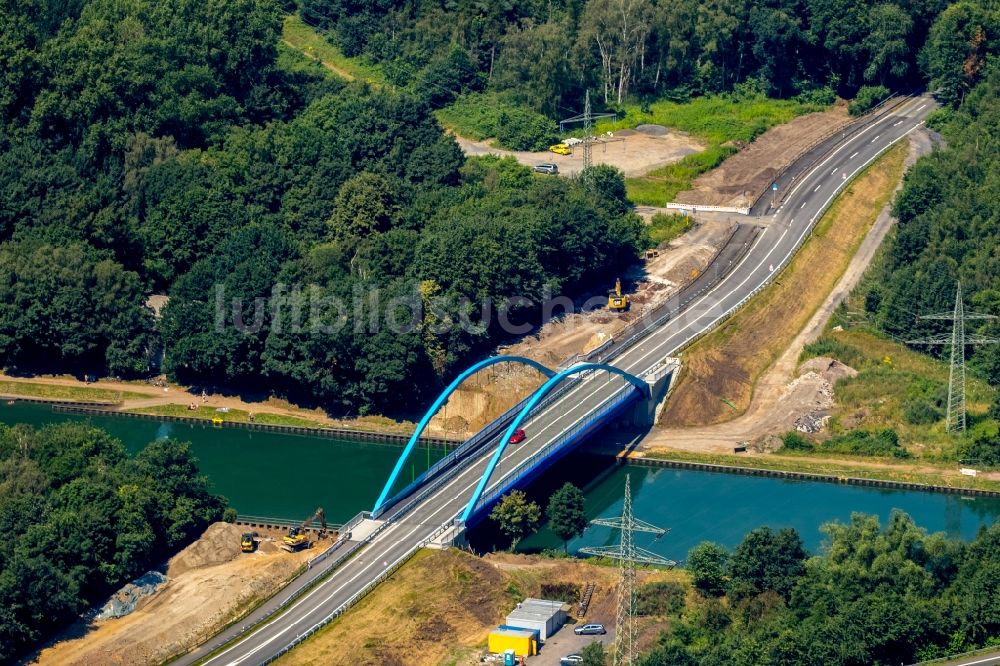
[235, 515, 345, 532]
[665, 203, 749, 215]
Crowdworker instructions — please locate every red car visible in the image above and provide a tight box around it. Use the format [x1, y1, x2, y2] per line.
[508, 428, 526, 444]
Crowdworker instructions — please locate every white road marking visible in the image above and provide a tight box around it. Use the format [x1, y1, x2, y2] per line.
[870, 135, 880, 142]
[211, 95, 938, 666]
[813, 185, 822, 192]
[893, 120, 903, 127]
[849, 151, 859, 159]
[800, 201, 807, 209]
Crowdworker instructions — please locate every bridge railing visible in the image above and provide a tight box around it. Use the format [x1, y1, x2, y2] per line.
[471, 384, 642, 517]
[373, 373, 585, 518]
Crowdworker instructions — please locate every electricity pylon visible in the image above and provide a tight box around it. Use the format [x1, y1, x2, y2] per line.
[560, 91, 616, 171]
[908, 282, 998, 433]
[579, 474, 676, 666]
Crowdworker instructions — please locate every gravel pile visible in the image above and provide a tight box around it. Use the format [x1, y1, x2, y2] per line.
[95, 571, 168, 620]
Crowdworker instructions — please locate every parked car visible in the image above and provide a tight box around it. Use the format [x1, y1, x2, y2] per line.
[533, 163, 559, 174]
[560, 655, 583, 665]
[549, 143, 572, 155]
[574, 623, 606, 635]
[508, 428, 526, 444]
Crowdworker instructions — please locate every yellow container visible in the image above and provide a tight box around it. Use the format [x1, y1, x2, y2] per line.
[487, 629, 537, 657]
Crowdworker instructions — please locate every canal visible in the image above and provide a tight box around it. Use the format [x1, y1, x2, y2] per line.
[4, 402, 999, 556]
[0, 402, 446, 523]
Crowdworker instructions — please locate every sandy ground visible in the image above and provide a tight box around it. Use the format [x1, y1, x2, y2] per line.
[674, 105, 854, 208]
[33, 523, 315, 666]
[642, 132, 930, 453]
[454, 127, 704, 177]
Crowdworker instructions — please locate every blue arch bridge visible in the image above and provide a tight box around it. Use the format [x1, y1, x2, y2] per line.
[370, 353, 679, 536]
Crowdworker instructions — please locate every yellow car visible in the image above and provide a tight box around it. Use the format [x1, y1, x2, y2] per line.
[549, 143, 571, 155]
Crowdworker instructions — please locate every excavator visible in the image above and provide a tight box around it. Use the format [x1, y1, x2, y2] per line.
[282, 507, 328, 552]
[608, 278, 630, 312]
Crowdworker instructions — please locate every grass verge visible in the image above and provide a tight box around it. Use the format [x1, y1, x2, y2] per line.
[661, 141, 909, 427]
[276, 549, 679, 666]
[281, 15, 386, 85]
[800, 328, 996, 458]
[641, 449, 1000, 493]
[0, 380, 147, 402]
[597, 95, 826, 206]
[126, 403, 332, 428]
[647, 212, 695, 247]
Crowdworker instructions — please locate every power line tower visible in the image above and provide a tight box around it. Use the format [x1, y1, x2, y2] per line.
[560, 91, 617, 172]
[579, 474, 676, 666]
[908, 281, 998, 433]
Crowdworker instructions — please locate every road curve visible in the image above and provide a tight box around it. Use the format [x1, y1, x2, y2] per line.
[180, 94, 937, 666]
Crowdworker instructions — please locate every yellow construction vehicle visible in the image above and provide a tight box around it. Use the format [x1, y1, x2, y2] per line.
[608, 278, 630, 312]
[241, 532, 256, 553]
[282, 507, 327, 552]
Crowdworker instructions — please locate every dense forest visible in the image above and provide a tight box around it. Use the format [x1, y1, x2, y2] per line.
[0, 0, 996, 416]
[0, 0, 642, 413]
[639, 513, 1000, 665]
[0, 422, 224, 661]
[859, 61, 1000, 459]
[300, 0, 989, 111]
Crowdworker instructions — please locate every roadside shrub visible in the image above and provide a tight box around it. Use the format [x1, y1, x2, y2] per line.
[904, 399, 942, 425]
[849, 85, 891, 116]
[539, 582, 579, 603]
[801, 336, 866, 368]
[782, 431, 816, 451]
[223, 507, 238, 523]
[636, 581, 686, 616]
[647, 213, 693, 247]
[821, 428, 910, 457]
[795, 85, 837, 106]
[436, 92, 557, 151]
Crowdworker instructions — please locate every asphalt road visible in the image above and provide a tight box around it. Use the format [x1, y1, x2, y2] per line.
[185, 94, 936, 666]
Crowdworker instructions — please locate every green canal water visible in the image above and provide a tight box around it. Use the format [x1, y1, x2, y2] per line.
[516, 457, 1000, 557]
[4, 402, 1000, 554]
[0, 402, 446, 523]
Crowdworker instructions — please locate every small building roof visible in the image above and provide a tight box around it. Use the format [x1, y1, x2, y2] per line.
[506, 597, 569, 624]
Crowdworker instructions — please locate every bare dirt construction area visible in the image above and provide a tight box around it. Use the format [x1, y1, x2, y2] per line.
[645, 134, 927, 455]
[276, 548, 681, 666]
[431, 215, 738, 434]
[674, 104, 853, 208]
[33, 523, 314, 666]
[453, 127, 704, 178]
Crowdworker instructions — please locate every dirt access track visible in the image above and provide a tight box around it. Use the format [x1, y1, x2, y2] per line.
[454, 127, 704, 177]
[33, 523, 315, 666]
[674, 104, 853, 208]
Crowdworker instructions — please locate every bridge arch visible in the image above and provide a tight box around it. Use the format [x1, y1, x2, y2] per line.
[373, 355, 556, 512]
[460, 363, 649, 522]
